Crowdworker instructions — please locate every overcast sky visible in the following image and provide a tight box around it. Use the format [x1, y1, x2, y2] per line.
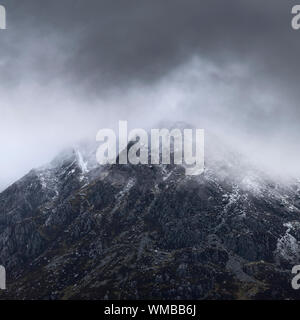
[0, 0, 300, 190]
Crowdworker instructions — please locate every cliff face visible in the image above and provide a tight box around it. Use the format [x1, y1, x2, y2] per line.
[0, 140, 300, 300]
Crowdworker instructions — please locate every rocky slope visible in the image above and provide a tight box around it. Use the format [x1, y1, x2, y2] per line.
[0, 136, 300, 300]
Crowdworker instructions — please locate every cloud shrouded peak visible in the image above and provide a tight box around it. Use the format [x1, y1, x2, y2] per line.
[0, 0, 300, 190]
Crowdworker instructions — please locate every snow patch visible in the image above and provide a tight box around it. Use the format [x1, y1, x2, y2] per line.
[241, 175, 262, 195]
[112, 178, 136, 213]
[275, 222, 300, 263]
[37, 169, 58, 195]
[76, 151, 89, 174]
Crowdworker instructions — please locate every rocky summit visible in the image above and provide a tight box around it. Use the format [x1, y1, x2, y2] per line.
[0, 137, 300, 300]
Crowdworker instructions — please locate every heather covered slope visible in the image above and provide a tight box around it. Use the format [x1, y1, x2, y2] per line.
[0, 141, 300, 300]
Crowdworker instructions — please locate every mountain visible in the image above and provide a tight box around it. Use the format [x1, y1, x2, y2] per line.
[0, 133, 300, 300]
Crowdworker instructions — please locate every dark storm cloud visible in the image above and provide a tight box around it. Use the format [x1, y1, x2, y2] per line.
[2, 0, 298, 144]
[1, 0, 299, 92]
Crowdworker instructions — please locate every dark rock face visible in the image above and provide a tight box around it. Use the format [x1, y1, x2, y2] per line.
[0, 143, 300, 300]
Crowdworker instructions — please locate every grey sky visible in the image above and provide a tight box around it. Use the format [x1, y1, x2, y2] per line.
[0, 0, 300, 189]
